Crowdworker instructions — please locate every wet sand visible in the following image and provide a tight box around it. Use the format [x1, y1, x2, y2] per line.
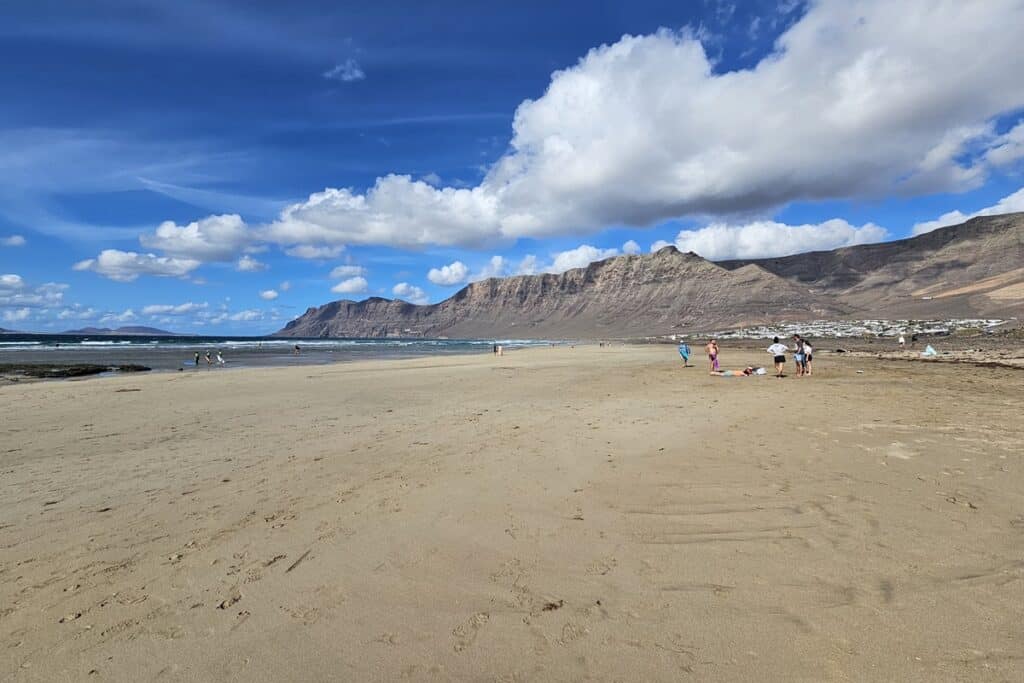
[2, 346, 1022, 681]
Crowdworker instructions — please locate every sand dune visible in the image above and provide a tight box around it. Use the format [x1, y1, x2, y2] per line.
[2, 347, 1023, 681]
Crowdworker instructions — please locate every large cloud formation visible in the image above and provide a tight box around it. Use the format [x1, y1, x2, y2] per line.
[259, 0, 1024, 249]
[78, 0, 1024, 281]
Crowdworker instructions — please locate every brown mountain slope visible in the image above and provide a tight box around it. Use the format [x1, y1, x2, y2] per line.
[277, 213, 1023, 339]
[718, 212, 1024, 319]
[276, 248, 847, 338]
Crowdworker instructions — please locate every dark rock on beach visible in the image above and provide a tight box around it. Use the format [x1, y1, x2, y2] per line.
[0, 364, 152, 379]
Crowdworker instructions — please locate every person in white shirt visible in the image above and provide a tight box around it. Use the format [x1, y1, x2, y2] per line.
[766, 337, 789, 377]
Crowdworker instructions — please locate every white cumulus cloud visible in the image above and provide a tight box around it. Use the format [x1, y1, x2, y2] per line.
[427, 260, 469, 285]
[0, 274, 68, 309]
[259, 289, 279, 301]
[912, 186, 1024, 236]
[654, 219, 888, 260]
[392, 282, 428, 304]
[473, 256, 509, 281]
[3, 307, 30, 323]
[100, 308, 137, 323]
[140, 214, 251, 261]
[73, 250, 200, 282]
[622, 240, 641, 255]
[1, 274, 24, 289]
[57, 306, 98, 321]
[236, 255, 268, 272]
[514, 254, 540, 276]
[1, 235, 26, 247]
[331, 276, 368, 295]
[549, 245, 620, 273]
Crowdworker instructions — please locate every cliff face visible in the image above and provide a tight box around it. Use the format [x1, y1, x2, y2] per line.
[276, 247, 847, 338]
[276, 212, 1024, 339]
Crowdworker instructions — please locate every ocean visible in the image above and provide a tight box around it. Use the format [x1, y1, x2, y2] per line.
[0, 334, 559, 373]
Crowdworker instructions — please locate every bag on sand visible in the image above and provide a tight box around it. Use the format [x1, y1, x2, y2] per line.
[922, 345, 937, 357]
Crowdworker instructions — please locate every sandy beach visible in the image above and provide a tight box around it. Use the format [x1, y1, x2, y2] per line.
[2, 346, 1023, 681]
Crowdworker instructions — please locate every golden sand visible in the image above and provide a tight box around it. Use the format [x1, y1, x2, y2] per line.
[2, 346, 1022, 681]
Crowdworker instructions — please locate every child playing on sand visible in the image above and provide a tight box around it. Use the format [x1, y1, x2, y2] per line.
[767, 337, 788, 377]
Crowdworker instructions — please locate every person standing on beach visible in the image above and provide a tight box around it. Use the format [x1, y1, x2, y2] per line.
[767, 337, 788, 377]
[193, 351, 200, 368]
[792, 335, 805, 377]
[205, 350, 212, 367]
[678, 342, 691, 367]
[803, 339, 814, 376]
[705, 339, 720, 373]
[216, 350, 225, 365]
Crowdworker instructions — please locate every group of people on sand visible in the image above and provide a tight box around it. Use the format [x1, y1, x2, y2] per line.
[193, 350, 225, 368]
[678, 335, 814, 378]
[766, 335, 813, 377]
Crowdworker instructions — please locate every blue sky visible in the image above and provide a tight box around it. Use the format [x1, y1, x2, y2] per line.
[2, 0, 1023, 334]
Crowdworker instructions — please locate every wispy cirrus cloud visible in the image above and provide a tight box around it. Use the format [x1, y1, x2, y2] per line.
[323, 58, 365, 82]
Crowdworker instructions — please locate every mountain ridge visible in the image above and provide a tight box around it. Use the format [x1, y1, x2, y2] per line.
[276, 212, 1024, 338]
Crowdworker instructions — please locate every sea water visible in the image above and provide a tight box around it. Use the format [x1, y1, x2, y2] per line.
[0, 335, 559, 372]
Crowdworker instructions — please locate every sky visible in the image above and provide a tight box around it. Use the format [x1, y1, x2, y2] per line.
[2, 0, 1024, 335]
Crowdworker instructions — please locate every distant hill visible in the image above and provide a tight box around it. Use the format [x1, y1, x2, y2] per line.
[275, 213, 1024, 339]
[718, 212, 1024, 320]
[0, 327, 23, 334]
[62, 326, 180, 336]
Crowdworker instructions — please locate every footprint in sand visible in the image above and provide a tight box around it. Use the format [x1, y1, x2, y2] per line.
[585, 557, 617, 576]
[558, 621, 588, 645]
[452, 612, 489, 652]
